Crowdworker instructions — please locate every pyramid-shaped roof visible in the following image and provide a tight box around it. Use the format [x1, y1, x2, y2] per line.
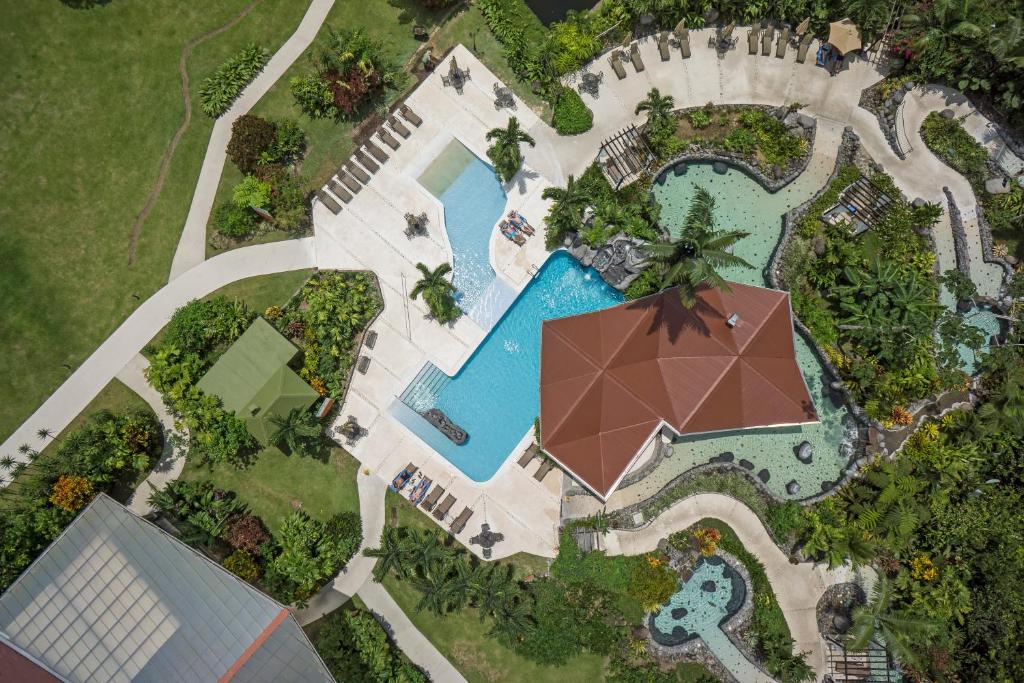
[540, 283, 818, 499]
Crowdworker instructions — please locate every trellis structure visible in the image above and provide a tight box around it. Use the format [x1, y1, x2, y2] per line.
[826, 636, 900, 682]
[597, 124, 654, 189]
[837, 176, 895, 235]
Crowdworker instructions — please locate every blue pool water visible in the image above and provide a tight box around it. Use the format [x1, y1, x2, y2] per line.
[418, 141, 511, 327]
[393, 252, 624, 481]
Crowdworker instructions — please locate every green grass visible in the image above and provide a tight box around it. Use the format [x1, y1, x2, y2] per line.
[0, 0, 314, 443]
[180, 446, 360, 535]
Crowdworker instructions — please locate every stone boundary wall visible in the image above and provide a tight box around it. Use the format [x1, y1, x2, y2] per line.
[858, 80, 914, 160]
[943, 187, 973, 278]
[975, 202, 1016, 293]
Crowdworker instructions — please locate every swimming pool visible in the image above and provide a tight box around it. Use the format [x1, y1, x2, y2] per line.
[418, 140, 515, 329]
[393, 252, 624, 481]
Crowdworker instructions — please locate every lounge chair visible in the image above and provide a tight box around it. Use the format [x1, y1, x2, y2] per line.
[410, 478, 431, 505]
[399, 104, 423, 127]
[658, 31, 670, 61]
[316, 190, 343, 215]
[608, 55, 627, 79]
[675, 30, 692, 57]
[533, 459, 555, 482]
[796, 34, 813, 63]
[327, 180, 353, 203]
[345, 162, 371, 184]
[365, 140, 389, 163]
[377, 128, 400, 150]
[449, 507, 473, 534]
[391, 463, 417, 491]
[517, 445, 537, 467]
[748, 28, 759, 54]
[776, 26, 790, 58]
[761, 27, 774, 56]
[365, 330, 378, 349]
[629, 43, 644, 72]
[421, 485, 444, 510]
[338, 171, 362, 194]
[388, 115, 411, 138]
[354, 150, 379, 173]
[432, 493, 456, 520]
[357, 356, 371, 374]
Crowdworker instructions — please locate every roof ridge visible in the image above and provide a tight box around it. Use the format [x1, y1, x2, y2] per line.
[676, 356, 740, 430]
[735, 290, 785, 355]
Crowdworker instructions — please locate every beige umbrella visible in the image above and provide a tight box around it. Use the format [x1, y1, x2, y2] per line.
[722, 22, 735, 39]
[795, 17, 810, 36]
[621, 30, 633, 47]
[674, 19, 687, 39]
[449, 56, 459, 76]
[827, 18, 861, 55]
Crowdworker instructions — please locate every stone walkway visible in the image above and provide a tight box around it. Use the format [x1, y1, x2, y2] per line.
[168, 0, 337, 279]
[605, 493, 860, 680]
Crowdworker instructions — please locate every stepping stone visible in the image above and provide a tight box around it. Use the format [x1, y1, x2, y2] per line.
[757, 469, 770, 483]
[673, 162, 687, 176]
[821, 480, 834, 492]
[671, 607, 688, 619]
[786, 480, 801, 495]
[713, 161, 728, 174]
[739, 458, 754, 470]
[795, 441, 813, 463]
[702, 580, 717, 593]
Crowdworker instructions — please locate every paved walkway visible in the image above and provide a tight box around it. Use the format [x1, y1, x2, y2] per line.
[605, 493, 859, 681]
[116, 354, 187, 516]
[357, 580, 468, 683]
[168, 0, 336, 279]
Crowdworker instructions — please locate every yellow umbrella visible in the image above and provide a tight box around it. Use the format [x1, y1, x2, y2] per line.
[827, 18, 861, 55]
[795, 17, 810, 36]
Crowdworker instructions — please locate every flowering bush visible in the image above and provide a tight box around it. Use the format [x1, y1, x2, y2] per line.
[223, 550, 262, 583]
[910, 554, 938, 582]
[692, 527, 721, 556]
[890, 406, 914, 426]
[49, 475, 94, 512]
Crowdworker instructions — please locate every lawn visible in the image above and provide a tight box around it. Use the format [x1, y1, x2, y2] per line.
[179, 446, 360, 535]
[0, 0, 313, 443]
[204, 0, 550, 256]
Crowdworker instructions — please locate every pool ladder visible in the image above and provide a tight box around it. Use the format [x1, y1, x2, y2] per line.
[527, 263, 540, 278]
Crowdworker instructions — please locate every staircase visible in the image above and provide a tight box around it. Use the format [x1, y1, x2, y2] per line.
[398, 363, 451, 412]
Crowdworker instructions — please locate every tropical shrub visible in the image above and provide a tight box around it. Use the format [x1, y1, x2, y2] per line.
[266, 510, 361, 602]
[261, 119, 306, 166]
[276, 271, 381, 396]
[919, 112, 988, 187]
[232, 175, 271, 209]
[627, 555, 678, 611]
[687, 108, 712, 129]
[48, 475, 94, 512]
[552, 87, 593, 134]
[227, 114, 277, 174]
[200, 45, 269, 118]
[223, 549, 262, 582]
[314, 608, 428, 682]
[213, 202, 259, 238]
[548, 19, 601, 74]
[224, 513, 271, 555]
[290, 28, 400, 120]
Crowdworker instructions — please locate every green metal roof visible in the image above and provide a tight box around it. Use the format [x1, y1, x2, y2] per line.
[197, 318, 318, 445]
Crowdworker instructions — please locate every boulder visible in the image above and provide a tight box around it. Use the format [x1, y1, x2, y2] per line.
[603, 264, 628, 286]
[829, 380, 844, 392]
[624, 246, 649, 273]
[739, 458, 754, 470]
[893, 90, 905, 104]
[798, 114, 816, 129]
[905, 81, 916, 90]
[772, 164, 783, 177]
[592, 247, 612, 272]
[673, 162, 687, 176]
[757, 469, 770, 483]
[832, 613, 852, 633]
[821, 480, 834, 492]
[712, 161, 728, 174]
[718, 451, 735, 462]
[812, 235, 827, 257]
[795, 441, 813, 463]
[786, 480, 801, 495]
[985, 176, 1011, 194]
[912, 197, 927, 208]
[940, 109, 955, 119]
[772, 105, 788, 120]
[783, 112, 799, 128]
[656, 171, 668, 186]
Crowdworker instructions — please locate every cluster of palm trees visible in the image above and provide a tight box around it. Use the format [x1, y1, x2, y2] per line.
[365, 527, 533, 645]
[410, 262, 460, 325]
[486, 117, 535, 183]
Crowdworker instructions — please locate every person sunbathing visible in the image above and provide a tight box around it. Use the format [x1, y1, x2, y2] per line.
[508, 211, 535, 235]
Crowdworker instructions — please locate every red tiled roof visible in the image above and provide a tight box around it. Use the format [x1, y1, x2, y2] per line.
[0, 640, 61, 682]
[539, 283, 818, 499]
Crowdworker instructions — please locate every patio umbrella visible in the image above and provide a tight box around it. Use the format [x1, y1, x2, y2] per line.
[827, 18, 861, 55]
[674, 19, 687, 38]
[795, 17, 810, 36]
[621, 30, 633, 47]
[449, 56, 459, 76]
[722, 22, 735, 39]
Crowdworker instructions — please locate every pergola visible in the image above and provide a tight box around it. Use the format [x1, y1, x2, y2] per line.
[838, 176, 894, 234]
[597, 124, 654, 189]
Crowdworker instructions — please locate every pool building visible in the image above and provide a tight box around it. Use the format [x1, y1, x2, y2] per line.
[539, 283, 819, 499]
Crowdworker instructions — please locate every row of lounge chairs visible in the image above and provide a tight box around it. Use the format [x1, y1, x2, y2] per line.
[748, 24, 815, 63]
[315, 103, 424, 215]
[517, 445, 556, 482]
[608, 32, 692, 81]
[393, 463, 475, 535]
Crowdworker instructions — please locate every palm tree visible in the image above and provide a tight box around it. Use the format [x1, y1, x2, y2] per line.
[409, 262, 460, 324]
[486, 117, 535, 183]
[364, 527, 412, 582]
[849, 576, 938, 669]
[0, 455, 15, 472]
[646, 186, 751, 307]
[635, 87, 675, 127]
[269, 408, 322, 457]
[487, 595, 534, 646]
[541, 174, 589, 249]
[36, 428, 53, 441]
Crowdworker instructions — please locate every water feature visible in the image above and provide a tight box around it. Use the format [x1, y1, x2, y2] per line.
[650, 556, 766, 680]
[418, 140, 514, 328]
[393, 252, 623, 481]
[641, 161, 856, 500]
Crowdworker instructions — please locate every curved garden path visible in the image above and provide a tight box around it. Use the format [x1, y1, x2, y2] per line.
[168, 0, 336, 279]
[605, 494, 860, 681]
[126, 0, 264, 264]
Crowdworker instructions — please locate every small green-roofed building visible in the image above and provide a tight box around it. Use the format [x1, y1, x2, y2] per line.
[197, 317, 318, 445]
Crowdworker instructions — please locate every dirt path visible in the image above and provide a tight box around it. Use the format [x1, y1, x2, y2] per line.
[126, 0, 264, 264]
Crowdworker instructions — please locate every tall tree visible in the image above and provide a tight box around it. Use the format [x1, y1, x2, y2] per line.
[269, 407, 322, 457]
[409, 262, 460, 324]
[541, 174, 589, 249]
[486, 117, 536, 183]
[646, 187, 751, 307]
[364, 527, 412, 582]
[849, 576, 938, 669]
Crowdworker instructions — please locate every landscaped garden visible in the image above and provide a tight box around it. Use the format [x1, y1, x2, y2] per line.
[0, 0, 314, 444]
